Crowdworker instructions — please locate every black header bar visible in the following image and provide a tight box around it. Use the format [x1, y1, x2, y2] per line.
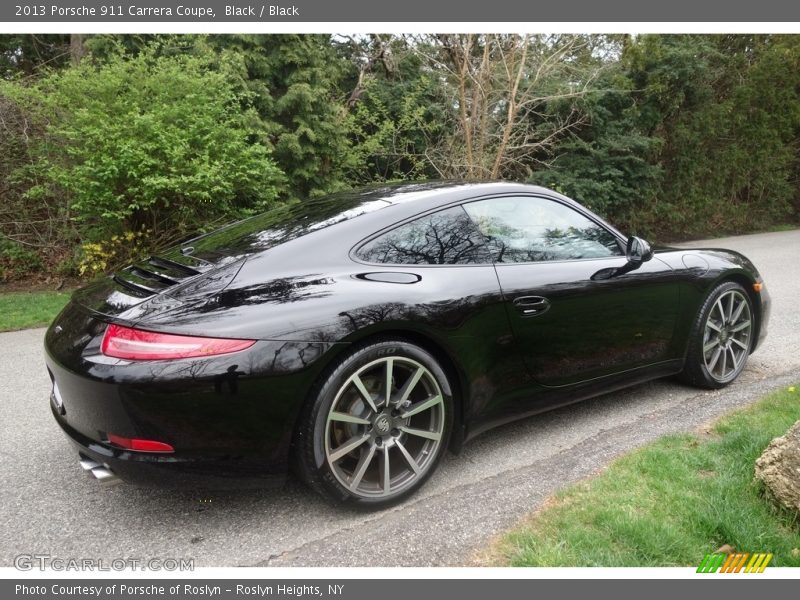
[4, 0, 800, 23]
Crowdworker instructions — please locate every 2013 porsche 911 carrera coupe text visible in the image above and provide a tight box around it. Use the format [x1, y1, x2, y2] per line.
[44, 182, 771, 506]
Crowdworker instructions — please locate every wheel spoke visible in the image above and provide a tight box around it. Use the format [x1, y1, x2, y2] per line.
[380, 446, 391, 496]
[384, 358, 394, 407]
[715, 299, 727, 323]
[351, 374, 379, 413]
[399, 426, 442, 441]
[328, 411, 370, 425]
[395, 366, 425, 406]
[329, 433, 370, 463]
[400, 394, 443, 419]
[726, 293, 735, 322]
[395, 440, 422, 475]
[706, 320, 721, 333]
[728, 347, 739, 372]
[349, 443, 377, 491]
[719, 347, 728, 375]
[703, 339, 719, 354]
[730, 319, 751, 333]
[730, 298, 746, 324]
[731, 338, 749, 350]
[707, 346, 722, 371]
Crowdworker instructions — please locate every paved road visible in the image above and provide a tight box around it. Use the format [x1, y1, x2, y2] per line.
[1, 229, 798, 568]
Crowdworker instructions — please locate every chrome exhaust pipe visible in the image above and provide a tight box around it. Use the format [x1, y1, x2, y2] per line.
[90, 466, 120, 486]
[79, 457, 100, 471]
[78, 456, 121, 486]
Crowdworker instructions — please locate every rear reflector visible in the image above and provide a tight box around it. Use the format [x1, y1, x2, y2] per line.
[101, 324, 255, 360]
[107, 433, 174, 453]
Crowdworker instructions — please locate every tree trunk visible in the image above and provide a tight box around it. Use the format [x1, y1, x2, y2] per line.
[69, 34, 85, 66]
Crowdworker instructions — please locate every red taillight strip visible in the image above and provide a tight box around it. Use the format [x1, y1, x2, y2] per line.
[101, 324, 255, 360]
[107, 433, 174, 453]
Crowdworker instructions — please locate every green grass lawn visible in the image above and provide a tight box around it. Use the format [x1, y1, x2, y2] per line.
[488, 385, 800, 567]
[0, 291, 71, 332]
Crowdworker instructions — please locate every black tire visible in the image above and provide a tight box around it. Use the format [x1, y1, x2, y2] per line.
[294, 339, 453, 508]
[680, 281, 754, 389]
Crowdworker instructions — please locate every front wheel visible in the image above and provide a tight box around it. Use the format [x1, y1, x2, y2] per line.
[680, 281, 754, 389]
[295, 340, 453, 507]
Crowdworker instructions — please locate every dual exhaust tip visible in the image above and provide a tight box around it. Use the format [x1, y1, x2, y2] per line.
[79, 456, 121, 487]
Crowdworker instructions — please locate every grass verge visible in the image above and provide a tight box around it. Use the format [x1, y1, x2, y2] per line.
[485, 384, 800, 567]
[0, 291, 70, 332]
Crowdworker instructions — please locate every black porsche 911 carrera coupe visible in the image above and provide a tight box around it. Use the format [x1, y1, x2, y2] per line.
[45, 181, 770, 506]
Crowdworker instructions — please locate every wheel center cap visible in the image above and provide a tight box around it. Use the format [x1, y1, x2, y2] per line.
[375, 415, 391, 434]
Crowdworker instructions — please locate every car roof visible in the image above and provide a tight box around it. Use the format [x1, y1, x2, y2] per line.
[176, 180, 613, 269]
[367, 180, 557, 206]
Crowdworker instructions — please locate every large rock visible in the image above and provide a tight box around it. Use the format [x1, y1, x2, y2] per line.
[755, 420, 800, 514]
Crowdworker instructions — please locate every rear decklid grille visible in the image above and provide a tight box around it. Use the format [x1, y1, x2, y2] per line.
[147, 255, 204, 277]
[71, 250, 221, 317]
[111, 255, 202, 297]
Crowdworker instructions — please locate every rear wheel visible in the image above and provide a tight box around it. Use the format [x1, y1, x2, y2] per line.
[295, 340, 453, 507]
[681, 281, 753, 389]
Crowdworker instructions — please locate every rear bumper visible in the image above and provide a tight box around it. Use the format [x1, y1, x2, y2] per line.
[50, 403, 286, 489]
[52, 401, 286, 489]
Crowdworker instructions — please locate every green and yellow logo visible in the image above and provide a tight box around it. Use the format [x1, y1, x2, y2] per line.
[697, 552, 773, 573]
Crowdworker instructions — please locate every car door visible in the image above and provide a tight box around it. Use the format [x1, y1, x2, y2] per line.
[462, 195, 680, 387]
[351, 203, 535, 423]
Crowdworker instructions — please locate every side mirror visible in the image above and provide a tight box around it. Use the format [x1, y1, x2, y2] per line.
[591, 236, 653, 281]
[626, 236, 653, 265]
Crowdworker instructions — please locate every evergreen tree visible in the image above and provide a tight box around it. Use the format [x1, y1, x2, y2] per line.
[208, 34, 356, 200]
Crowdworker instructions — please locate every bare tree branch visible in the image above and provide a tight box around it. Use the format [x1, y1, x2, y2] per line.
[408, 34, 605, 181]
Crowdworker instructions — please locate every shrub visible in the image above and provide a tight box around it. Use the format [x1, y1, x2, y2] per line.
[77, 229, 151, 277]
[2, 48, 285, 252]
[0, 240, 43, 281]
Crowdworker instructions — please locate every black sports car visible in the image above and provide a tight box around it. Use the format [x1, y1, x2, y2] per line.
[44, 182, 770, 506]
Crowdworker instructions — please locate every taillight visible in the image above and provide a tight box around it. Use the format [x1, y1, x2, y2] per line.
[107, 433, 174, 453]
[101, 324, 255, 360]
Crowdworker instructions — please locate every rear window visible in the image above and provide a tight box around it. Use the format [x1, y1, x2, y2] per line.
[355, 206, 494, 265]
[186, 192, 392, 257]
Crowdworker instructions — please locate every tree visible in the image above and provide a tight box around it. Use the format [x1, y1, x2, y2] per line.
[534, 38, 664, 230]
[206, 34, 357, 200]
[409, 34, 602, 180]
[336, 34, 446, 182]
[630, 35, 800, 236]
[0, 35, 72, 78]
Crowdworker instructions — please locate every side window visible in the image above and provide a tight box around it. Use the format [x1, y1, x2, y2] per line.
[462, 196, 623, 263]
[355, 205, 493, 265]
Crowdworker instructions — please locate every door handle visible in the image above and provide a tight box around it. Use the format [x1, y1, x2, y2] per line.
[513, 295, 551, 316]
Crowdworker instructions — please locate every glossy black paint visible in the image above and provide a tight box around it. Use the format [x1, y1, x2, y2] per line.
[44, 182, 771, 488]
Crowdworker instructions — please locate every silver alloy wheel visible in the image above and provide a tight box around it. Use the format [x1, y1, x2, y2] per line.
[324, 356, 445, 499]
[702, 289, 752, 382]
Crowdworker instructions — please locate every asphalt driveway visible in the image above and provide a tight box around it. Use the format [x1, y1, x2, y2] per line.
[1, 229, 798, 567]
